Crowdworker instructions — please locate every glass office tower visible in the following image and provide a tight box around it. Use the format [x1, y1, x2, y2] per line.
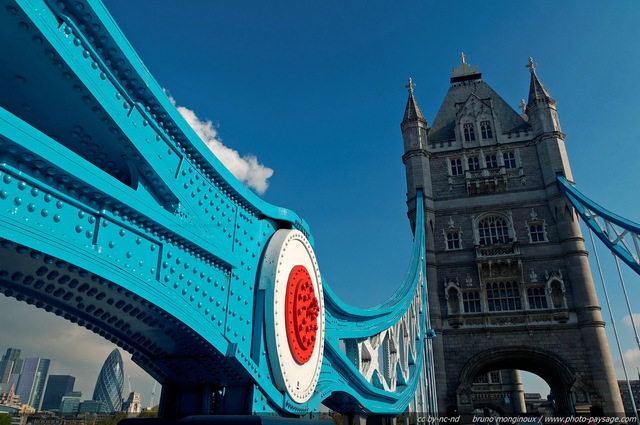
[92, 349, 124, 412]
[41, 375, 76, 411]
[15, 357, 50, 410]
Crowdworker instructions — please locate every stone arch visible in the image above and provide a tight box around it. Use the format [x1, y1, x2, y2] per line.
[456, 346, 578, 415]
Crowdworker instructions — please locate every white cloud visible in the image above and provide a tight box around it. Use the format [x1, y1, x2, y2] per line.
[622, 348, 640, 380]
[167, 94, 274, 194]
[622, 313, 640, 329]
[624, 347, 640, 365]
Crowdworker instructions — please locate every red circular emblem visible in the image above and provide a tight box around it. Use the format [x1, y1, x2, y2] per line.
[285, 265, 320, 364]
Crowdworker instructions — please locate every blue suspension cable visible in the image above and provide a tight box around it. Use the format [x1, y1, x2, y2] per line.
[589, 229, 638, 421]
[613, 254, 640, 355]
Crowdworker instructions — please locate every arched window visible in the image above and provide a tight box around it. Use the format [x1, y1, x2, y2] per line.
[485, 153, 498, 168]
[473, 371, 502, 384]
[462, 291, 481, 313]
[503, 151, 516, 169]
[450, 158, 463, 176]
[528, 221, 546, 243]
[463, 123, 476, 142]
[446, 230, 461, 250]
[473, 373, 488, 384]
[480, 121, 493, 139]
[477, 215, 510, 245]
[468, 156, 480, 170]
[527, 287, 548, 309]
[486, 281, 521, 311]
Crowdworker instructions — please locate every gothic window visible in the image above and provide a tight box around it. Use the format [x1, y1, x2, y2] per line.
[503, 151, 517, 169]
[528, 221, 546, 243]
[473, 373, 488, 384]
[485, 153, 498, 168]
[450, 158, 463, 176]
[486, 280, 522, 311]
[473, 371, 502, 384]
[468, 156, 480, 170]
[463, 123, 476, 142]
[527, 287, 549, 309]
[445, 230, 461, 250]
[480, 121, 493, 139]
[462, 291, 481, 313]
[477, 215, 510, 245]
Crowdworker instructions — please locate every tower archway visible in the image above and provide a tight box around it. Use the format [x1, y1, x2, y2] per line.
[455, 347, 584, 416]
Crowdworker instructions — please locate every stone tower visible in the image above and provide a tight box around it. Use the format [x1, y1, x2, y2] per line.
[400, 56, 624, 416]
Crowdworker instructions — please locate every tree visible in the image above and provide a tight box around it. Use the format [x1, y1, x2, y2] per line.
[137, 405, 159, 418]
[0, 414, 12, 425]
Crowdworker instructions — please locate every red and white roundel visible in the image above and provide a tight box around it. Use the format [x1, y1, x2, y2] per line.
[262, 229, 325, 403]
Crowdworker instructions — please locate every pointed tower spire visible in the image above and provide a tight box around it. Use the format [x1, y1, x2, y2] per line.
[526, 57, 555, 107]
[524, 57, 561, 135]
[400, 77, 433, 206]
[402, 78, 426, 125]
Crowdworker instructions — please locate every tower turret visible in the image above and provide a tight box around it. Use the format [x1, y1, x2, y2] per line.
[401, 78, 432, 200]
[525, 57, 561, 135]
[400, 78, 445, 412]
[401, 78, 428, 151]
[524, 58, 573, 186]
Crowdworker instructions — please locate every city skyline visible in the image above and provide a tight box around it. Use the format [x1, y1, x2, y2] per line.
[0, 339, 154, 410]
[1, 0, 640, 407]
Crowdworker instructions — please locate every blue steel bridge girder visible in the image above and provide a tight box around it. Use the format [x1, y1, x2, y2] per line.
[557, 174, 640, 276]
[0, 0, 436, 418]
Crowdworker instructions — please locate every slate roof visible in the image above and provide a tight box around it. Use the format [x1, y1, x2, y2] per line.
[402, 91, 426, 124]
[528, 70, 555, 106]
[428, 75, 530, 143]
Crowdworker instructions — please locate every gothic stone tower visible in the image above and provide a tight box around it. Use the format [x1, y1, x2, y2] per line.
[400, 57, 624, 416]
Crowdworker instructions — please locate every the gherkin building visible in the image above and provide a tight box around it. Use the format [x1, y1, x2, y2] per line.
[92, 349, 124, 412]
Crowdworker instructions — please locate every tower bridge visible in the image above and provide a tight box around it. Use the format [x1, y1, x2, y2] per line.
[0, 0, 638, 423]
[400, 55, 628, 417]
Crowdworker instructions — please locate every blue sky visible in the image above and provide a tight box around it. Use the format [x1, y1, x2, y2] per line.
[2, 0, 640, 408]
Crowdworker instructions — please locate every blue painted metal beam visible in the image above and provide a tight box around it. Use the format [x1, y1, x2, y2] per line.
[0, 0, 436, 418]
[558, 174, 640, 276]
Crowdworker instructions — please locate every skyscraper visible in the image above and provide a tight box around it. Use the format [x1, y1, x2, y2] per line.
[14, 357, 50, 410]
[41, 375, 76, 412]
[0, 348, 23, 383]
[0, 359, 14, 384]
[92, 349, 124, 412]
